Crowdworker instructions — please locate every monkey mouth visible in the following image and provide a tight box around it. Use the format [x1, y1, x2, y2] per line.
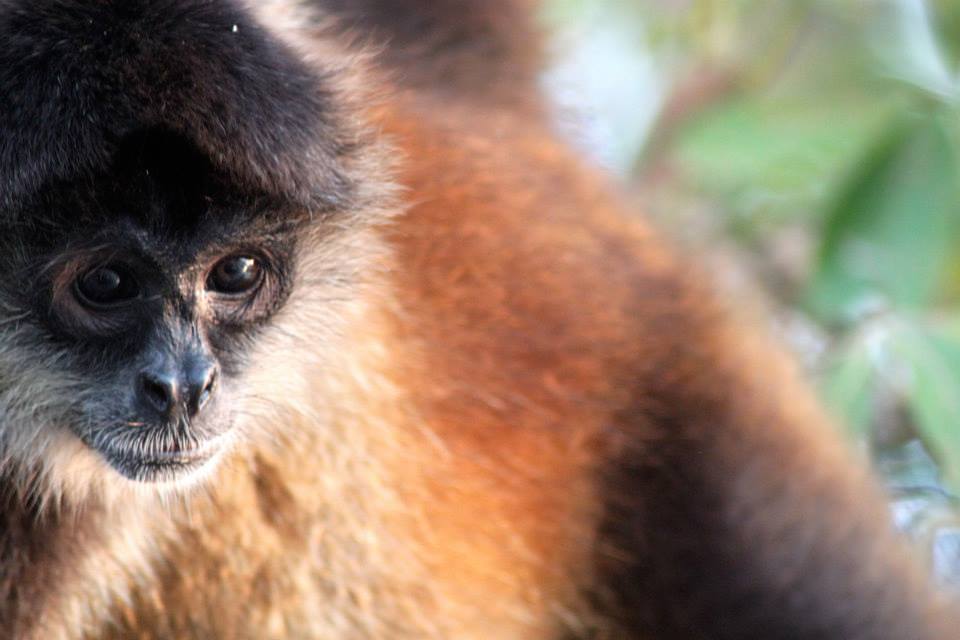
[85, 430, 231, 484]
[74, 409, 239, 484]
[118, 451, 212, 481]
[134, 448, 212, 467]
[103, 443, 224, 483]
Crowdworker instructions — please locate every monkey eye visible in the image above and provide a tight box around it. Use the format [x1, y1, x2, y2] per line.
[208, 255, 263, 295]
[75, 265, 141, 308]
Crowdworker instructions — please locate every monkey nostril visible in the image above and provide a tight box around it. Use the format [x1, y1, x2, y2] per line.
[139, 372, 177, 418]
[188, 366, 218, 417]
[197, 370, 216, 411]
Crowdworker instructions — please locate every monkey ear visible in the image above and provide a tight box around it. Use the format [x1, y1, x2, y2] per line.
[0, 0, 355, 212]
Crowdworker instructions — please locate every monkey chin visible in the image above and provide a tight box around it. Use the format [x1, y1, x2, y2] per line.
[29, 427, 235, 507]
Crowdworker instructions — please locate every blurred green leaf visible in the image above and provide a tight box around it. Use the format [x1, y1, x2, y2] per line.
[673, 94, 903, 232]
[806, 114, 960, 325]
[931, 0, 960, 69]
[935, 312, 960, 339]
[821, 337, 879, 440]
[891, 322, 960, 491]
[873, 0, 960, 101]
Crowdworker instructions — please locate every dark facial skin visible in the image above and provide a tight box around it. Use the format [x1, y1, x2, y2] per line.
[7, 129, 300, 483]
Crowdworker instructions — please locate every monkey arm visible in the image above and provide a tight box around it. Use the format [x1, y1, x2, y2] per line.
[595, 310, 959, 639]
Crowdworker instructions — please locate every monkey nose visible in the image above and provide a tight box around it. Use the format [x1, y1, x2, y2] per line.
[136, 362, 218, 422]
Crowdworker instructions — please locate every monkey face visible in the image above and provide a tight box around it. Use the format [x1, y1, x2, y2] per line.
[0, 130, 311, 486]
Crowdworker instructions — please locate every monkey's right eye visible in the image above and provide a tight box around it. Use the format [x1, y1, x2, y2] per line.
[207, 255, 263, 295]
[75, 265, 140, 308]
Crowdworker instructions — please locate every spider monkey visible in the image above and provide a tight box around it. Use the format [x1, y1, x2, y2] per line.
[0, 0, 954, 638]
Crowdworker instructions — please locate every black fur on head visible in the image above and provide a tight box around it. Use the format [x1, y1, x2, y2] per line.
[0, 0, 357, 214]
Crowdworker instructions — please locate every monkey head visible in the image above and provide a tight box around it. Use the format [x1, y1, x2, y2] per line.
[10, 132, 305, 486]
[0, 0, 389, 493]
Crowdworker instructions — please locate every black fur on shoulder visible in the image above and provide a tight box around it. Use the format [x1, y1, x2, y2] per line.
[0, 0, 357, 214]
[315, 0, 542, 105]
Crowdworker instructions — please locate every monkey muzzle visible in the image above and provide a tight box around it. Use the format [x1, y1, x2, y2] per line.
[78, 331, 235, 484]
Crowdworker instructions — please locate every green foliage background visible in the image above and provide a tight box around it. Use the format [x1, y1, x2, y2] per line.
[542, 0, 960, 580]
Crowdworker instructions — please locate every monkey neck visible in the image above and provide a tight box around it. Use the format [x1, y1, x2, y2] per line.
[0, 484, 98, 638]
[0, 476, 173, 640]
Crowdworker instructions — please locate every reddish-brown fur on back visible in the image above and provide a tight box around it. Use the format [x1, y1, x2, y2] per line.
[369, 92, 959, 637]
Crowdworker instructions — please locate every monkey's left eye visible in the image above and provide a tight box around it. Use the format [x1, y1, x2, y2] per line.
[208, 255, 263, 295]
[75, 265, 141, 308]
